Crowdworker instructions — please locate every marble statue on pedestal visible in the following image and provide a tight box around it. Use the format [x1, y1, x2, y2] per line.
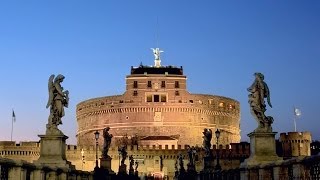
[240, 72, 281, 167]
[35, 74, 72, 169]
[187, 145, 197, 167]
[46, 74, 69, 135]
[118, 145, 127, 166]
[102, 127, 113, 158]
[202, 128, 212, 157]
[248, 72, 274, 132]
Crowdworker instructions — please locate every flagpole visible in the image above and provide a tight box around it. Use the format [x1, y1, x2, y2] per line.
[293, 106, 297, 132]
[293, 114, 297, 132]
[11, 109, 14, 141]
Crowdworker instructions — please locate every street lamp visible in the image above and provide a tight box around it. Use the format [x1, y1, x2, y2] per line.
[94, 130, 100, 169]
[81, 148, 85, 170]
[215, 129, 221, 173]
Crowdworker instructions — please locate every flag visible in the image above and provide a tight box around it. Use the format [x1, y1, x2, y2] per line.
[12, 110, 16, 122]
[294, 108, 301, 117]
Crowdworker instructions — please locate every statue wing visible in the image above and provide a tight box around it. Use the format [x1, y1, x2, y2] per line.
[264, 82, 272, 108]
[46, 74, 55, 108]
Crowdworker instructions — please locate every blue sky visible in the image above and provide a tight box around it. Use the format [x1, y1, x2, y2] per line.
[0, 1, 319, 144]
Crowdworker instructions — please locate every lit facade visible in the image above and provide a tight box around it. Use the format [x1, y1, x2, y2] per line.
[76, 59, 241, 147]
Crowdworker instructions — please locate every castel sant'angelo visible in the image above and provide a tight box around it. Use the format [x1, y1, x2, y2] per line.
[76, 48, 241, 147]
[0, 49, 313, 178]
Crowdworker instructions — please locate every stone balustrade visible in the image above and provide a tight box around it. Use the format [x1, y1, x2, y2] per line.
[0, 157, 93, 180]
[237, 154, 320, 180]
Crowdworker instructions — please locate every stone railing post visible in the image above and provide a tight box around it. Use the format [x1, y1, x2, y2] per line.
[272, 166, 281, 180]
[8, 166, 25, 180]
[240, 168, 248, 180]
[293, 163, 307, 179]
[45, 171, 57, 180]
[30, 169, 45, 180]
[57, 171, 67, 180]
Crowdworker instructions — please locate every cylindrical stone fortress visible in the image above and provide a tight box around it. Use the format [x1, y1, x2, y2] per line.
[76, 64, 240, 146]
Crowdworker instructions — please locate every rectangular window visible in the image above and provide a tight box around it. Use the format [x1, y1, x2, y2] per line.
[175, 91, 180, 96]
[161, 81, 166, 88]
[147, 81, 152, 88]
[154, 95, 160, 102]
[147, 95, 152, 102]
[133, 81, 138, 88]
[161, 95, 167, 102]
[175, 81, 180, 88]
[133, 91, 138, 96]
[208, 99, 213, 105]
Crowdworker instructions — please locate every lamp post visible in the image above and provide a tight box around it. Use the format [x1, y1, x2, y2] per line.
[94, 130, 100, 169]
[81, 148, 85, 170]
[215, 129, 221, 178]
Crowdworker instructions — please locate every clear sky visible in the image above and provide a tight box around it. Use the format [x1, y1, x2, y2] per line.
[0, 1, 319, 145]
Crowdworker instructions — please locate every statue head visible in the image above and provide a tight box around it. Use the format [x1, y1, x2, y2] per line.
[54, 74, 65, 83]
[254, 72, 264, 80]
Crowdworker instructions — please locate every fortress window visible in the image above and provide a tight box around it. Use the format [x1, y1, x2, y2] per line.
[133, 81, 138, 88]
[189, 100, 194, 103]
[175, 81, 180, 88]
[208, 99, 213, 105]
[175, 91, 180, 96]
[161, 95, 167, 102]
[147, 95, 152, 102]
[133, 91, 138, 96]
[161, 81, 166, 88]
[154, 95, 160, 102]
[147, 81, 152, 88]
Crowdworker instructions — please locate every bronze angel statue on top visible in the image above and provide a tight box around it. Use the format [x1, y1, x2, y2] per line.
[46, 74, 69, 131]
[247, 72, 274, 132]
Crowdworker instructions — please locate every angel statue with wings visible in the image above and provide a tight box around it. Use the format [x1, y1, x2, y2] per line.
[247, 72, 274, 132]
[46, 74, 69, 132]
[151, 48, 163, 61]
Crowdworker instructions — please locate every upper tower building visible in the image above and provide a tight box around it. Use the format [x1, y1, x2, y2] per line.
[76, 49, 241, 147]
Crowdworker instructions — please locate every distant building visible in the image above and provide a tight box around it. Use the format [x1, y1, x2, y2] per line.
[311, 140, 320, 155]
[279, 131, 312, 158]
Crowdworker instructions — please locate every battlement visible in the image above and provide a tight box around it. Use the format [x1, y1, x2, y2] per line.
[280, 131, 312, 142]
[0, 141, 40, 148]
[279, 131, 312, 157]
[65, 143, 250, 159]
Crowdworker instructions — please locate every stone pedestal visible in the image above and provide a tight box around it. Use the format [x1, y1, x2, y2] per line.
[34, 134, 73, 169]
[202, 156, 215, 173]
[118, 164, 127, 175]
[129, 168, 134, 176]
[100, 156, 113, 172]
[94, 156, 115, 180]
[187, 164, 196, 172]
[241, 131, 281, 166]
